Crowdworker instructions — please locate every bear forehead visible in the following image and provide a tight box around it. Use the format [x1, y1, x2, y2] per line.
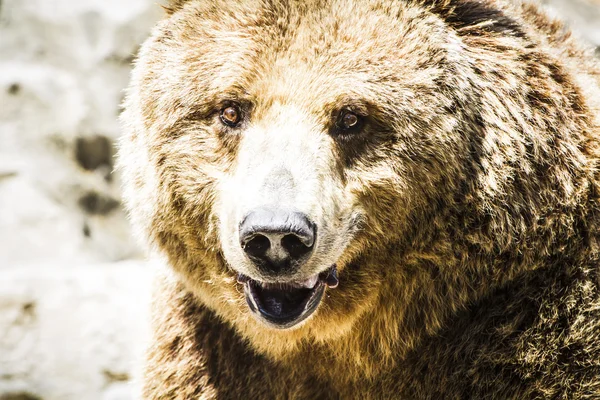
[149, 0, 448, 114]
[164, 0, 439, 57]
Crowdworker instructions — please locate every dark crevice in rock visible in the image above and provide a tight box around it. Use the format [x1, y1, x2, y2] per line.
[83, 222, 92, 237]
[75, 135, 114, 171]
[78, 192, 120, 215]
[103, 369, 130, 383]
[104, 169, 114, 183]
[0, 171, 18, 180]
[7, 83, 20, 95]
[0, 393, 43, 400]
[22, 302, 36, 317]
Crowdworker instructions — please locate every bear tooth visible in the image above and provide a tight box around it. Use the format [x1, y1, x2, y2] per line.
[301, 275, 319, 288]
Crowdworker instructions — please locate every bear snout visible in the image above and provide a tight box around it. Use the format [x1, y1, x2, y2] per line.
[239, 206, 316, 278]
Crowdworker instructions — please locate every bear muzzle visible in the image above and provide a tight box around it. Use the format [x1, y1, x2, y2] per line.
[237, 265, 339, 329]
[236, 206, 339, 328]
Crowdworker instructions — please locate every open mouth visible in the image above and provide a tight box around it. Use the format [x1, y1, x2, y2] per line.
[238, 265, 339, 329]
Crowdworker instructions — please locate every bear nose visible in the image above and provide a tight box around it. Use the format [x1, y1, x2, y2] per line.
[239, 207, 316, 275]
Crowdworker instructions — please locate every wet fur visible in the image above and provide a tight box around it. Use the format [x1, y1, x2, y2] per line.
[120, 0, 600, 398]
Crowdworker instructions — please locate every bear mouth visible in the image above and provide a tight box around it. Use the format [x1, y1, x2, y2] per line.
[238, 265, 338, 329]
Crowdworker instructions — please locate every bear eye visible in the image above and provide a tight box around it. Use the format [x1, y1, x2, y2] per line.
[336, 110, 363, 133]
[342, 112, 359, 128]
[220, 105, 242, 127]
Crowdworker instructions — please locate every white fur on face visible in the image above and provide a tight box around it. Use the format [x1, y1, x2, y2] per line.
[217, 103, 356, 280]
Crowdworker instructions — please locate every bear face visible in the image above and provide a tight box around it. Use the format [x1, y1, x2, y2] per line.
[120, 0, 598, 358]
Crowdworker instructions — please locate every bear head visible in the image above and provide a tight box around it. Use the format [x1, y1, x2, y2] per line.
[120, 0, 591, 357]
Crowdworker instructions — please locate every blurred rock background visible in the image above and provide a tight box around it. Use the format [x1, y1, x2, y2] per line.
[0, 0, 598, 399]
[0, 0, 163, 399]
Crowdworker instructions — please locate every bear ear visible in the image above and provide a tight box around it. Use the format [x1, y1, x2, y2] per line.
[162, 0, 189, 14]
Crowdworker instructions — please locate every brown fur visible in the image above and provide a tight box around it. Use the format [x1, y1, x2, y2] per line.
[119, 0, 600, 398]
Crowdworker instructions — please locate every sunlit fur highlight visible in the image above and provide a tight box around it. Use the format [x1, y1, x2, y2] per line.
[119, 0, 600, 398]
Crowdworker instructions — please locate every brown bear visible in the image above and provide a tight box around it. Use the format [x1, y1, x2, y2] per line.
[119, 0, 600, 398]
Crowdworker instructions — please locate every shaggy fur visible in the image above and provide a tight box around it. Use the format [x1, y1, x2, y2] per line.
[119, 0, 600, 398]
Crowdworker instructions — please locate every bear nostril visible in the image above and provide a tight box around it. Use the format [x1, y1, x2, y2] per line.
[239, 207, 316, 275]
[281, 234, 312, 260]
[243, 234, 271, 258]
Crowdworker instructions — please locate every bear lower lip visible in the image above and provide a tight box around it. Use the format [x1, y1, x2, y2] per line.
[240, 265, 338, 329]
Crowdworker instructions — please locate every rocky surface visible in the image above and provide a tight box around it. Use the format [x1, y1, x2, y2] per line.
[0, 262, 153, 400]
[0, 0, 164, 267]
[0, 0, 163, 399]
[0, 0, 598, 399]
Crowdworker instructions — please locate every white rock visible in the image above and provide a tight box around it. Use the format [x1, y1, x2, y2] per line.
[0, 0, 165, 267]
[0, 261, 153, 400]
